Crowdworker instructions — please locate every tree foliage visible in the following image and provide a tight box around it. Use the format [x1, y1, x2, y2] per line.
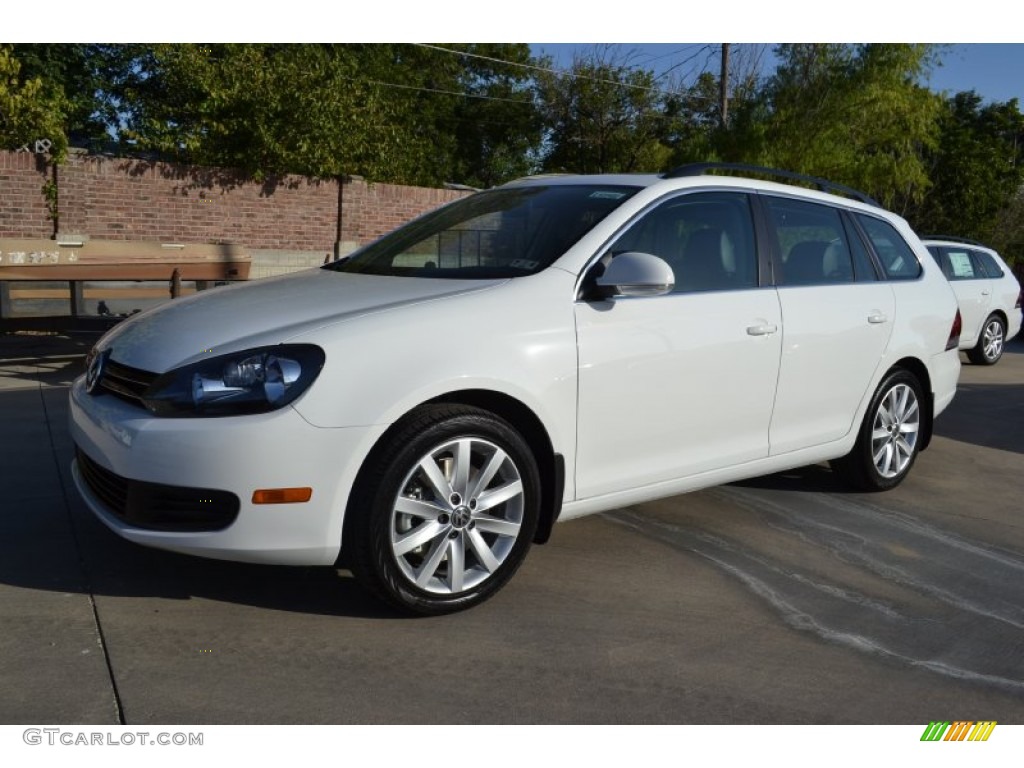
[725, 44, 941, 211]
[9, 44, 125, 150]
[0, 45, 68, 159]
[534, 47, 673, 174]
[911, 91, 1024, 253]
[107, 43, 542, 186]
[441, 44, 543, 188]
[113, 44, 425, 182]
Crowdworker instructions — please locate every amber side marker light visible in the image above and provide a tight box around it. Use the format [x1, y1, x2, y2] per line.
[252, 488, 313, 504]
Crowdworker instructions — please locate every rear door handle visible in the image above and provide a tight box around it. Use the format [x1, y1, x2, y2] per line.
[746, 323, 778, 336]
[868, 313, 888, 324]
[981, 290, 991, 296]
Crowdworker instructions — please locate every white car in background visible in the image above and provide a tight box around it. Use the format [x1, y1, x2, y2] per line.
[922, 237, 1022, 365]
[70, 164, 962, 614]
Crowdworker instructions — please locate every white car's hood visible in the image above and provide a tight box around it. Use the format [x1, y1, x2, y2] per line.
[97, 268, 504, 372]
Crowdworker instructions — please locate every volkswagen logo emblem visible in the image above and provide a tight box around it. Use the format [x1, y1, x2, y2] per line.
[85, 349, 109, 394]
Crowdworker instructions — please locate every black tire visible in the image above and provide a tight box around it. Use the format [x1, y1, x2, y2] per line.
[830, 369, 925, 492]
[966, 314, 1005, 366]
[346, 404, 540, 615]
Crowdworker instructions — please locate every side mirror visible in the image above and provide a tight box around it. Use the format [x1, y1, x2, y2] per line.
[595, 252, 675, 298]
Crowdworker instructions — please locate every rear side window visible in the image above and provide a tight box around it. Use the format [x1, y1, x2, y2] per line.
[944, 248, 980, 280]
[763, 197, 856, 286]
[855, 215, 922, 280]
[973, 250, 1004, 278]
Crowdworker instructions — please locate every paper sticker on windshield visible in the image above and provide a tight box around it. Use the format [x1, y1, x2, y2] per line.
[509, 259, 539, 270]
[589, 191, 627, 200]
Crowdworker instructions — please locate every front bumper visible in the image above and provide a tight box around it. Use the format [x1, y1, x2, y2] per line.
[69, 375, 386, 565]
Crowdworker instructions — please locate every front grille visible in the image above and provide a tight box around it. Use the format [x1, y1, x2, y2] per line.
[76, 448, 240, 532]
[99, 359, 158, 408]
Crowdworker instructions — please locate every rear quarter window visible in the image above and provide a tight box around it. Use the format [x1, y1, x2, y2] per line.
[973, 250, 1004, 278]
[855, 215, 922, 280]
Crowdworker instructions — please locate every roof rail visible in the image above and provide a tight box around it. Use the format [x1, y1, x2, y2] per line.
[660, 162, 880, 207]
[920, 234, 987, 247]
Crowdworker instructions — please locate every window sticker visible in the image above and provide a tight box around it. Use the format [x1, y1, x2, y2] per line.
[508, 259, 539, 270]
[947, 251, 975, 278]
[589, 191, 628, 200]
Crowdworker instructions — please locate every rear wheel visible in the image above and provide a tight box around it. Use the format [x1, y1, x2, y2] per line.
[347, 405, 540, 615]
[967, 314, 1005, 365]
[831, 369, 924, 491]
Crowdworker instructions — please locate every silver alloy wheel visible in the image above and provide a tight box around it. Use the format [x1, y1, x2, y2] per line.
[870, 383, 920, 479]
[390, 437, 525, 595]
[982, 319, 1004, 362]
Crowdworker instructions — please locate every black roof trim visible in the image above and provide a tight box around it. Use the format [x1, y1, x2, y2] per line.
[660, 162, 880, 207]
[920, 235, 987, 247]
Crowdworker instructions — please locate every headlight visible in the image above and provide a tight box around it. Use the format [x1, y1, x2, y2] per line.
[143, 345, 325, 417]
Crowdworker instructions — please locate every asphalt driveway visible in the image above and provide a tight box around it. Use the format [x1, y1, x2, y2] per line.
[2, 328, 1023, 724]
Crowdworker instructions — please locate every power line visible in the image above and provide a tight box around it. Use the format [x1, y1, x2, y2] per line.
[416, 43, 681, 97]
[354, 77, 535, 106]
[636, 45, 706, 68]
[654, 44, 716, 82]
[332, 44, 737, 109]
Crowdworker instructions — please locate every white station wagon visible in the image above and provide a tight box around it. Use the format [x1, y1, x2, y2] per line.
[70, 164, 962, 613]
[921, 236, 1022, 365]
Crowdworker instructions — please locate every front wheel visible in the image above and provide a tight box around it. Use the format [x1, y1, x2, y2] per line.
[346, 405, 540, 615]
[830, 369, 925, 491]
[967, 314, 1005, 365]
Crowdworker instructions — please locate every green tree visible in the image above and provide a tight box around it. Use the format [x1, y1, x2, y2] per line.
[0, 45, 67, 159]
[9, 44, 125, 150]
[440, 44, 543, 187]
[992, 191, 1024, 265]
[108, 43, 542, 187]
[115, 44, 426, 182]
[724, 44, 941, 211]
[337, 43, 542, 187]
[912, 91, 1024, 253]
[662, 44, 769, 167]
[535, 47, 672, 174]
[662, 71, 725, 167]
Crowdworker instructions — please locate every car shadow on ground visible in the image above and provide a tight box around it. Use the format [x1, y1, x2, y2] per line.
[0, 330, 96, 388]
[730, 463, 851, 493]
[932, 380, 1024, 455]
[1, 485, 412, 620]
[1003, 336, 1024, 356]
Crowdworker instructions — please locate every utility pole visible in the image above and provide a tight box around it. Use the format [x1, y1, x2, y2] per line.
[720, 43, 730, 129]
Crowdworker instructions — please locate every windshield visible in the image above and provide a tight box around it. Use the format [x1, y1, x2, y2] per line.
[324, 184, 641, 279]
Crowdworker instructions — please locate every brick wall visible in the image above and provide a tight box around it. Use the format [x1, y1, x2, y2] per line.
[0, 152, 53, 239]
[0, 150, 470, 251]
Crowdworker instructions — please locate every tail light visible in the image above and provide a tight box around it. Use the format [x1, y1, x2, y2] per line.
[945, 309, 962, 351]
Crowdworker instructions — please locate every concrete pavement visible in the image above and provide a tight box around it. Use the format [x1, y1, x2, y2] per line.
[2, 327, 1023, 724]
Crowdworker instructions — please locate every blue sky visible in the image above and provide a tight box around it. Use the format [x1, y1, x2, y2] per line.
[925, 44, 1024, 103]
[532, 44, 1024, 106]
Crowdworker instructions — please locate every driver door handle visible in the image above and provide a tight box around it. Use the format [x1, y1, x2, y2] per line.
[746, 323, 778, 336]
[868, 312, 888, 324]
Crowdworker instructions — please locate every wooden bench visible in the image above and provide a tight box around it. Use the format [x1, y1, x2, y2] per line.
[0, 238, 251, 318]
